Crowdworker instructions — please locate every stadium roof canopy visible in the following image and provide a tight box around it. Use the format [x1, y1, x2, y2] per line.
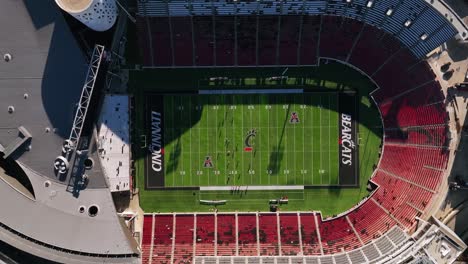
[0, 0, 138, 262]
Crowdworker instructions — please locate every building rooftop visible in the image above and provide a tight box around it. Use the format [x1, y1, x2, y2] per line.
[0, 0, 138, 262]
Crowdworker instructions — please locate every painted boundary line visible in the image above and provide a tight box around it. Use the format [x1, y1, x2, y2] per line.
[200, 185, 304, 191]
[145, 91, 359, 189]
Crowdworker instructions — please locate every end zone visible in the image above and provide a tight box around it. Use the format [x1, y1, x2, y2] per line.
[338, 92, 359, 186]
[145, 94, 165, 189]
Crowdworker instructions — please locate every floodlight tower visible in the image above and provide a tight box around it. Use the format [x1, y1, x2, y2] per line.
[55, 0, 118, 31]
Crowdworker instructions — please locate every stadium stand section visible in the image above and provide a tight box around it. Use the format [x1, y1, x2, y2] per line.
[238, 214, 257, 256]
[259, 213, 280, 256]
[317, 213, 361, 254]
[196, 214, 216, 256]
[218, 214, 237, 256]
[142, 213, 416, 262]
[141, 215, 153, 263]
[300, 213, 321, 255]
[279, 214, 301, 256]
[144, 216, 466, 263]
[136, 0, 467, 67]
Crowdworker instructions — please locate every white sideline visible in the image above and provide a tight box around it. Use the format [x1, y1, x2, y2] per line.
[200, 185, 304, 191]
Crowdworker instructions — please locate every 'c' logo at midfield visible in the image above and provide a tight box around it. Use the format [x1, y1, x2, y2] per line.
[244, 129, 257, 152]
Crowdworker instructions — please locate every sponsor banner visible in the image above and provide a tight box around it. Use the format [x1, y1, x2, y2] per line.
[145, 94, 165, 189]
[338, 93, 359, 186]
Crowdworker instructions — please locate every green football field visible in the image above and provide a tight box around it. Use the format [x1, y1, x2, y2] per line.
[129, 61, 382, 215]
[162, 93, 339, 187]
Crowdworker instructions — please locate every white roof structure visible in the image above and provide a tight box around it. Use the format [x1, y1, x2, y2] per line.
[55, 0, 118, 31]
[97, 95, 131, 192]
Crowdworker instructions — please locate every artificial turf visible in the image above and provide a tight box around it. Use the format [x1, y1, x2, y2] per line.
[130, 62, 382, 215]
[160, 93, 339, 187]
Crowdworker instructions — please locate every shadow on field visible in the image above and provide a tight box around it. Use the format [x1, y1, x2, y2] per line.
[166, 137, 182, 175]
[160, 93, 381, 151]
[132, 62, 385, 184]
[267, 145, 284, 175]
[328, 187, 342, 197]
[267, 101, 291, 175]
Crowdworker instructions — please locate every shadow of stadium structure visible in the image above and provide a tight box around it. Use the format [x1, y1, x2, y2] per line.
[440, 108, 468, 244]
[132, 62, 386, 190]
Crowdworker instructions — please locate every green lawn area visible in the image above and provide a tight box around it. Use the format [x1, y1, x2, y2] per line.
[130, 62, 382, 216]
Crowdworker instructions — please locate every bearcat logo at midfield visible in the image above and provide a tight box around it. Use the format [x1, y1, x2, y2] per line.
[244, 129, 257, 152]
[340, 113, 355, 166]
[149, 111, 163, 172]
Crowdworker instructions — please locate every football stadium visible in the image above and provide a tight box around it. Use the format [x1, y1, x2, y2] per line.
[133, 64, 375, 214]
[1, 0, 468, 263]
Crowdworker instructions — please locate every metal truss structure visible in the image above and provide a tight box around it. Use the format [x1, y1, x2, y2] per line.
[54, 45, 105, 175]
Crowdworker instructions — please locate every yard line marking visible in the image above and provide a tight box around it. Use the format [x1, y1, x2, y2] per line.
[231, 96, 235, 185]
[185, 97, 188, 185]
[241, 96, 245, 186]
[172, 96, 176, 187]
[285, 100, 288, 186]
[319, 96, 322, 185]
[302, 95, 305, 185]
[206, 96, 210, 185]
[189, 96, 192, 186]
[182, 97, 187, 186]
[198, 97, 201, 186]
[328, 95, 331, 185]
[258, 95, 261, 185]
[293, 95, 297, 185]
[311, 96, 314, 185]
[276, 97, 279, 186]
[179, 96, 183, 186]
[268, 95, 271, 186]
[215, 96, 218, 185]
[232, 97, 236, 185]
[223, 100, 229, 187]
[250, 95, 253, 185]
[292, 95, 297, 183]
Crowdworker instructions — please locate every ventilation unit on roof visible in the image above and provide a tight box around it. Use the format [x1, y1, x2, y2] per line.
[366, 1, 373, 8]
